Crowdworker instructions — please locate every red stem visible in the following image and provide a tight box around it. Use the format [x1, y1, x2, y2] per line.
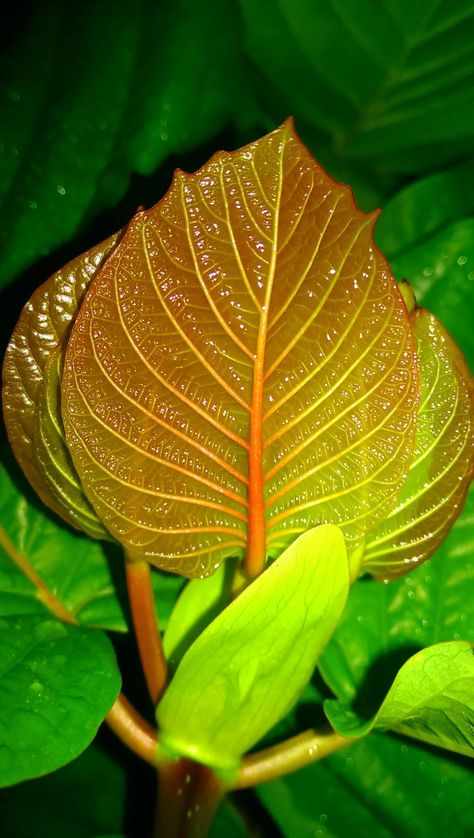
[106, 693, 157, 766]
[154, 757, 225, 838]
[126, 558, 168, 705]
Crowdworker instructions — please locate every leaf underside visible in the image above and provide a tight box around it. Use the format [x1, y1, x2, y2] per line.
[57, 121, 418, 576]
[2, 233, 119, 539]
[362, 308, 474, 579]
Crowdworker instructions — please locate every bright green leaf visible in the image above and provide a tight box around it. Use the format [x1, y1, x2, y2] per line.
[325, 641, 474, 758]
[319, 488, 474, 704]
[257, 732, 474, 838]
[163, 561, 234, 672]
[0, 615, 120, 786]
[157, 525, 349, 770]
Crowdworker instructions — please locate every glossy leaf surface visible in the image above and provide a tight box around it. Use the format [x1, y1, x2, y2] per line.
[362, 309, 474, 579]
[319, 488, 474, 704]
[3, 233, 119, 538]
[163, 561, 233, 672]
[325, 641, 474, 758]
[258, 732, 474, 838]
[157, 525, 348, 770]
[0, 453, 125, 630]
[61, 122, 417, 576]
[0, 614, 120, 787]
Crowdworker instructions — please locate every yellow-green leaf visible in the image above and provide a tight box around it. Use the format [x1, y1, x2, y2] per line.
[363, 309, 474, 579]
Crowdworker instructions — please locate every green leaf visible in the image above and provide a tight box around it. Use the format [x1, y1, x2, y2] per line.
[239, 0, 474, 177]
[163, 561, 234, 672]
[376, 159, 474, 259]
[157, 525, 349, 770]
[319, 488, 474, 704]
[257, 732, 474, 838]
[0, 741, 126, 838]
[389, 218, 474, 364]
[325, 641, 474, 758]
[0, 0, 244, 288]
[0, 451, 126, 630]
[0, 615, 120, 786]
[362, 309, 474, 580]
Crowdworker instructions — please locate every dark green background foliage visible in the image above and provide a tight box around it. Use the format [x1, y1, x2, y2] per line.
[0, 0, 473, 835]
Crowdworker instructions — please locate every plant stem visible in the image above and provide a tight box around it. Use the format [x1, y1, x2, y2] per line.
[106, 692, 157, 765]
[154, 756, 225, 838]
[126, 558, 168, 705]
[235, 728, 353, 788]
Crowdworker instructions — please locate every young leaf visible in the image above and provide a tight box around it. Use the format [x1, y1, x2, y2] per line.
[2, 232, 119, 539]
[156, 525, 349, 771]
[319, 488, 474, 704]
[324, 641, 474, 759]
[362, 309, 474, 579]
[0, 614, 121, 787]
[163, 561, 233, 672]
[60, 121, 418, 577]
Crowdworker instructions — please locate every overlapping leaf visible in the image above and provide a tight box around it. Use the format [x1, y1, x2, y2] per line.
[0, 453, 125, 629]
[325, 641, 474, 758]
[0, 614, 121, 786]
[61, 121, 418, 576]
[2, 233, 119, 538]
[362, 309, 474, 579]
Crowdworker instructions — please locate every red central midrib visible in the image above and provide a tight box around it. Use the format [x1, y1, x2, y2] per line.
[244, 127, 287, 578]
[246, 328, 268, 577]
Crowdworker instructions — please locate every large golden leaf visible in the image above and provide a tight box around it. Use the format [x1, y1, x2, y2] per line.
[61, 122, 418, 577]
[2, 234, 120, 538]
[362, 309, 474, 579]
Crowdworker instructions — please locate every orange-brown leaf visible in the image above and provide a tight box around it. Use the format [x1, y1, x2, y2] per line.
[2, 233, 120, 538]
[362, 309, 474, 580]
[61, 122, 418, 577]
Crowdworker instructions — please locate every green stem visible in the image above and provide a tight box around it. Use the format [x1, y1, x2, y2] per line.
[126, 558, 168, 705]
[235, 728, 353, 788]
[154, 757, 225, 838]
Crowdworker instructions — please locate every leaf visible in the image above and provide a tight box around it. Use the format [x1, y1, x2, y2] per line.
[325, 641, 474, 758]
[239, 0, 474, 176]
[0, 0, 245, 288]
[376, 158, 474, 259]
[362, 309, 474, 580]
[163, 561, 233, 672]
[389, 218, 474, 364]
[0, 450, 126, 630]
[257, 732, 474, 838]
[0, 614, 121, 786]
[0, 741, 126, 838]
[60, 121, 418, 576]
[319, 487, 474, 704]
[2, 232, 119, 538]
[156, 525, 349, 770]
